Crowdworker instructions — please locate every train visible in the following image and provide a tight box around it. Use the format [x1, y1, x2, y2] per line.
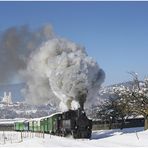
[14, 108, 92, 139]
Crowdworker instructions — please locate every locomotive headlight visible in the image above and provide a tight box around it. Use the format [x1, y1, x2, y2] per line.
[75, 126, 77, 129]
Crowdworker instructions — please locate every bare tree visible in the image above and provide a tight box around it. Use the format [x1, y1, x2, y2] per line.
[113, 72, 148, 130]
[92, 88, 133, 129]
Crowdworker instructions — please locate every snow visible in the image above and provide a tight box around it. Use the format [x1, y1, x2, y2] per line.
[1, 127, 148, 147]
[0, 119, 25, 125]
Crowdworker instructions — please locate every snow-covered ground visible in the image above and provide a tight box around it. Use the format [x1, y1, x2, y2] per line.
[0, 127, 148, 147]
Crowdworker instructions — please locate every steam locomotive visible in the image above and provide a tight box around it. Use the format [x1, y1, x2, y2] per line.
[14, 108, 92, 139]
[60, 108, 92, 138]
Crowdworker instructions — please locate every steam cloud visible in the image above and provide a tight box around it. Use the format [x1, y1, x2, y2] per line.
[0, 25, 54, 84]
[21, 38, 105, 111]
[0, 24, 105, 111]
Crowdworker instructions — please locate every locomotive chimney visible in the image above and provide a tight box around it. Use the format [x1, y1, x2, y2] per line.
[66, 97, 73, 110]
[78, 93, 86, 110]
[79, 100, 84, 110]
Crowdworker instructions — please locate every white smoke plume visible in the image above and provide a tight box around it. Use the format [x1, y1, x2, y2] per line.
[22, 37, 105, 111]
[0, 24, 54, 84]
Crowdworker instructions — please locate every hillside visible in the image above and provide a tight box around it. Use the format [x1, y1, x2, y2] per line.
[98, 81, 134, 99]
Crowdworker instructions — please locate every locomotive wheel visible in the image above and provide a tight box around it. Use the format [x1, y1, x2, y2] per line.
[72, 131, 81, 139]
[72, 131, 77, 138]
[61, 131, 66, 137]
[73, 133, 78, 138]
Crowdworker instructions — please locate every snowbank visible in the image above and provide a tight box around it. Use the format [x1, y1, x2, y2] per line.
[0, 127, 148, 147]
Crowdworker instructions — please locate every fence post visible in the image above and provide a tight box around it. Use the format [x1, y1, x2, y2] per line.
[135, 131, 139, 140]
[43, 131, 45, 139]
[21, 131, 23, 142]
[3, 131, 5, 144]
[10, 134, 12, 144]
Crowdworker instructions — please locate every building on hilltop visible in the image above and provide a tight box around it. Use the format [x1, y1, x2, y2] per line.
[2, 91, 13, 105]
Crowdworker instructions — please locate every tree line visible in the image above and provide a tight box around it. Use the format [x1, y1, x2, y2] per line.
[89, 72, 148, 130]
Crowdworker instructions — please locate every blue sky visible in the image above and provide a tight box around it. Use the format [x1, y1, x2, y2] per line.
[0, 1, 148, 85]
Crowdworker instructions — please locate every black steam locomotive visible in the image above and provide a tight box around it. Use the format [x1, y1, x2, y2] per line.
[60, 108, 92, 138]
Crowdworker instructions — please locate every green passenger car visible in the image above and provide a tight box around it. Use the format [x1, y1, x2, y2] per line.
[48, 113, 61, 134]
[14, 122, 20, 131]
[40, 118, 45, 132]
[29, 119, 34, 132]
[48, 113, 62, 134]
[14, 121, 25, 131]
[33, 120, 38, 132]
[33, 118, 41, 132]
[37, 119, 41, 132]
[40, 112, 62, 134]
[40, 117, 48, 133]
[44, 118, 48, 133]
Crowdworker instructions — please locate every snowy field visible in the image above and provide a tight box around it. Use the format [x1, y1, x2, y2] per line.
[0, 127, 148, 147]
